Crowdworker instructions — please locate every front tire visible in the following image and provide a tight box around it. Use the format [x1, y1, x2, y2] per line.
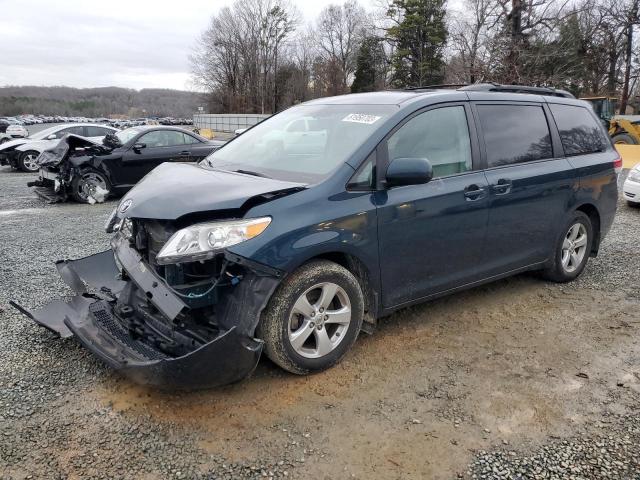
[70, 169, 111, 203]
[258, 260, 364, 375]
[18, 150, 41, 172]
[541, 211, 593, 283]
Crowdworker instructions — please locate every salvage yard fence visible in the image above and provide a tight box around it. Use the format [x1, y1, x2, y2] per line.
[193, 114, 270, 133]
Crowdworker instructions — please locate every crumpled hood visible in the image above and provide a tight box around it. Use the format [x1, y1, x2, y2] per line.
[38, 134, 106, 167]
[119, 162, 306, 220]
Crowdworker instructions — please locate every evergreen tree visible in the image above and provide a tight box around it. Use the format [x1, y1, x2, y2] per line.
[386, 0, 448, 88]
[351, 37, 386, 93]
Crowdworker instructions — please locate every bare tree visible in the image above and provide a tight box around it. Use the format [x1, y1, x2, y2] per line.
[315, 1, 369, 94]
[190, 0, 299, 113]
[610, 0, 639, 112]
[449, 0, 502, 83]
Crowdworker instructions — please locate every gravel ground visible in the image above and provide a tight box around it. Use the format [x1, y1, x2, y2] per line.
[469, 412, 640, 479]
[0, 167, 639, 479]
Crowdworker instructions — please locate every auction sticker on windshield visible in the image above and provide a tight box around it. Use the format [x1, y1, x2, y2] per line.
[342, 114, 381, 124]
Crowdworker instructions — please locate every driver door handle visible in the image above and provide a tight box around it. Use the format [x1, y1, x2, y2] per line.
[463, 184, 487, 201]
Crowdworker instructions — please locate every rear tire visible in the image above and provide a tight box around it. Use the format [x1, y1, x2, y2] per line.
[628, 200, 640, 208]
[541, 211, 593, 283]
[70, 169, 111, 203]
[612, 133, 637, 145]
[0, 137, 9, 145]
[18, 150, 41, 172]
[258, 260, 364, 375]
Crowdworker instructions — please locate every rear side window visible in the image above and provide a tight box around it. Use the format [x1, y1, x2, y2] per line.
[477, 104, 553, 167]
[549, 104, 609, 156]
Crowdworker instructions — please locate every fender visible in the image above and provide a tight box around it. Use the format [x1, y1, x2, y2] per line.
[15, 140, 53, 153]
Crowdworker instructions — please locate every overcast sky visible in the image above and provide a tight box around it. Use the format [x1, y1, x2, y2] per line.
[0, 0, 378, 91]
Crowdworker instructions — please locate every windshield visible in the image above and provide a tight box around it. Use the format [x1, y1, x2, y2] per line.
[202, 104, 396, 183]
[116, 127, 145, 144]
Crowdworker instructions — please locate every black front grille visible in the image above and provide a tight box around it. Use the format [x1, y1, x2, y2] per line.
[89, 301, 167, 361]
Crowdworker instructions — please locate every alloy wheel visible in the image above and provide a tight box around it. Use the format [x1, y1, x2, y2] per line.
[561, 223, 588, 273]
[77, 172, 108, 202]
[288, 282, 352, 359]
[22, 153, 40, 172]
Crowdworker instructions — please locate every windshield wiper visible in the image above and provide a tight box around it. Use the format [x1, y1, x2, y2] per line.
[234, 169, 271, 178]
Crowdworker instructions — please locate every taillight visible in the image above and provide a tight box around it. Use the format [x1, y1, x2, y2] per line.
[614, 154, 623, 174]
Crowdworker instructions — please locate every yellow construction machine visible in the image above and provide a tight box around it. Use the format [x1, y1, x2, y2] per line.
[581, 96, 640, 167]
[581, 96, 640, 144]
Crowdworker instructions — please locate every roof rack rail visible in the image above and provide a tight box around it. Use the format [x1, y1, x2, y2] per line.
[459, 83, 575, 99]
[403, 83, 469, 90]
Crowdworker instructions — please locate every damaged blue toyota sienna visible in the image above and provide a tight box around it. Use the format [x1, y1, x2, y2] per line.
[13, 84, 620, 388]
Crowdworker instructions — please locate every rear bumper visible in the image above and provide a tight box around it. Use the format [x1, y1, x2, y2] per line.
[11, 237, 279, 389]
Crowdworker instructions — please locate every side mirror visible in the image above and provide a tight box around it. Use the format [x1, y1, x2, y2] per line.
[133, 142, 146, 151]
[384, 157, 433, 188]
[46, 134, 57, 140]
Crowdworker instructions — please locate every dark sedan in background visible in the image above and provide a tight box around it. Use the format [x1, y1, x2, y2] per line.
[29, 126, 226, 203]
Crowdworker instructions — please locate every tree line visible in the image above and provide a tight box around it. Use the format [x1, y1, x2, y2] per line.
[191, 0, 640, 114]
[0, 86, 202, 118]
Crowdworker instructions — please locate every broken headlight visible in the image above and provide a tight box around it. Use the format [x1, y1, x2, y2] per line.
[104, 207, 119, 233]
[156, 217, 271, 265]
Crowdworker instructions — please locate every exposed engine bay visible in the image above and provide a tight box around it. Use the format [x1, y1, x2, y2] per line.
[11, 217, 283, 389]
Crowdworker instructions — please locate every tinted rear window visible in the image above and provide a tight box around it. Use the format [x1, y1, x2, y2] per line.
[549, 104, 609, 156]
[477, 104, 553, 167]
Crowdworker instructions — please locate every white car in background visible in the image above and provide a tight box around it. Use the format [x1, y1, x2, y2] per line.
[0, 123, 118, 172]
[623, 163, 640, 207]
[0, 118, 28, 144]
[5, 124, 29, 139]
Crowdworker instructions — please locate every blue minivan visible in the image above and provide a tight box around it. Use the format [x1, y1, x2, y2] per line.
[15, 84, 620, 388]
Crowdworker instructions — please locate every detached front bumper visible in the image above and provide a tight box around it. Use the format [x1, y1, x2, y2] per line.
[27, 168, 66, 203]
[12, 236, 280, 389]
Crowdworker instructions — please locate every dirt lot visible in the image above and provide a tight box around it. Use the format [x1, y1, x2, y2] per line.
[1, 166, 639, 480]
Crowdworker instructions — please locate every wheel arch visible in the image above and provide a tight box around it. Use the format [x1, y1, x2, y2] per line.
[15, 144, 39, 153]
[574, 203, 601, 256]
[71, 156, 116, 186]
[296, 251, 379, 330]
